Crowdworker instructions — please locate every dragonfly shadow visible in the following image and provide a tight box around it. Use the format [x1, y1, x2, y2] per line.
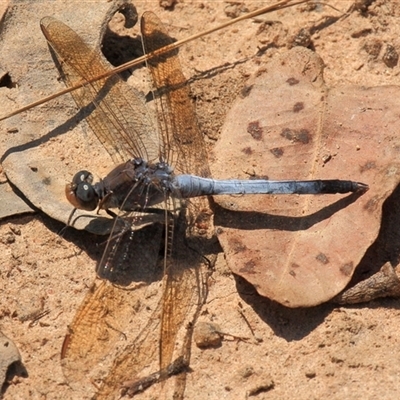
[94, 221, 166, 287]
[38, 210, 165, 288]
[213, 190, 364, 231]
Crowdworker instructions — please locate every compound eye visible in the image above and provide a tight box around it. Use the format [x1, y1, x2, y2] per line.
[76, 182, 96, 203]
[66, 173, 98, 211]
[72, 170, 93, 185]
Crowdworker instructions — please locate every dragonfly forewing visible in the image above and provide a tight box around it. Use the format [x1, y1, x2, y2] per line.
[140, 11, 211, 179]
[40, 16, 159, 165]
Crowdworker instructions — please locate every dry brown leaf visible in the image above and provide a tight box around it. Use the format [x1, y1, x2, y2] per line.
[211, 46, 400, 307]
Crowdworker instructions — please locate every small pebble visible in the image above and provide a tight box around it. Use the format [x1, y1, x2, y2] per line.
[194, 321, 223, 348]
[305, 370, 316, 379]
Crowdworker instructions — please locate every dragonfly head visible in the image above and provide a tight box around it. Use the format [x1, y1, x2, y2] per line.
[65, 170, 99, 211]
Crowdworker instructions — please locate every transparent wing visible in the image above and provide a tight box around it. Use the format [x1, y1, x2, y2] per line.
[60, 223, 164, 396]
[40, 16, 159, 164]
[140, 11, 211, 178]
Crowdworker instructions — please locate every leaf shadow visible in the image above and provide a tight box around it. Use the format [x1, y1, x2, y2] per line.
[234, 274, 333, 341]
[345, 182, 400, 286]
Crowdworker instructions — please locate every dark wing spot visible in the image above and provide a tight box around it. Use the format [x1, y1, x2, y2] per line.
[242, 147, 253, 155]
[340, 262, 354, 277]
[247, 121, 263, 141]
[270, 147, 284, 158]
[316, 253, 329, 265]
[293, 102, 304, 113]
[360, 161, 376, 173]
[287, 77, 299, 85]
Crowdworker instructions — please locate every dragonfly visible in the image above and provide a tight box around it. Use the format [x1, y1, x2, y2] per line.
[40, 8, 368, 400]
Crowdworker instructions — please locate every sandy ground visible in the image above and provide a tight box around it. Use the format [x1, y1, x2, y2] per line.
[2, 0, 400, 399]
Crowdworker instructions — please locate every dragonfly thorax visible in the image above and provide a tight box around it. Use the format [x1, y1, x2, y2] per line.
[65, 158, 176, 212]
